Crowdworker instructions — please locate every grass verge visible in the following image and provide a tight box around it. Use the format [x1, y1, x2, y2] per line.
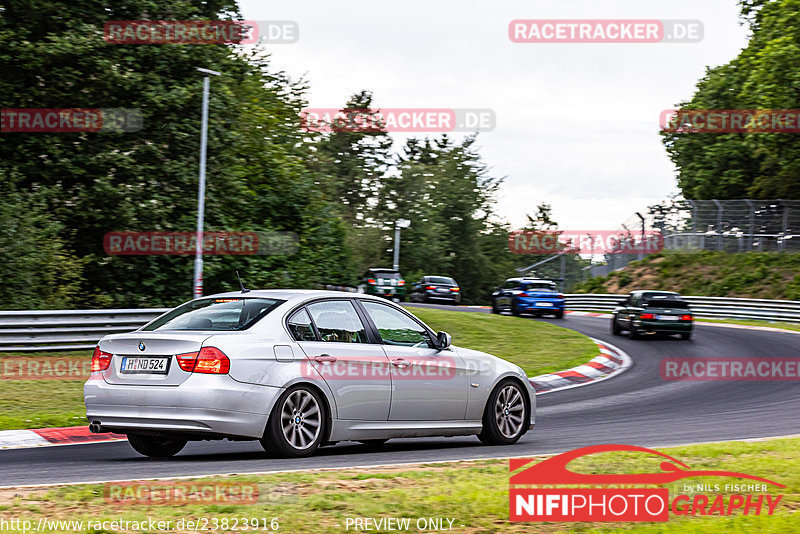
[0, 437, 797, 533]
[408, 306, 598, 376]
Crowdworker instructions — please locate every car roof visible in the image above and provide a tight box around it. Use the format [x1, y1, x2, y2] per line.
[205, 289, 370, 301]
[368, 268, 400, 273]
[506, 278, 557, 283]
[630, 290, 679, 295]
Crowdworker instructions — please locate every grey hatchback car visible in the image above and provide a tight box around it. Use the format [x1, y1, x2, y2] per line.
[84, 290, 535, 458]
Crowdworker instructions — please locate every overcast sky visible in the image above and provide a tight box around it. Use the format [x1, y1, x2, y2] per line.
[239, 0, 750, 230]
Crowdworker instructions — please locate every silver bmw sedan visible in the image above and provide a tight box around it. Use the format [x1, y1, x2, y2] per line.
[84, 290, 536, 458]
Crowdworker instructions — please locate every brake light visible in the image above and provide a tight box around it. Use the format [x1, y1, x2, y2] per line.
[426, 286, 436, 290]
[398, 279, 405, 286]
[176, 351, 199, 372]
[194, 347, 230, 374]
[640, 313, 655, 319]
[681, 314, 693, 321]
[556, 294, 564, 299]
[91, 346, 112, 372]
[367, 278, 377, 285]
[519, 292, 529, 297]
[450, 287, 460, 292]
[176, 347, 230, 374]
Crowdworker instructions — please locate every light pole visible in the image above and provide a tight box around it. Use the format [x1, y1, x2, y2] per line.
[193, 67, 221, 299]
[393, 218, 411, 271]
[635, 212, 646, 260]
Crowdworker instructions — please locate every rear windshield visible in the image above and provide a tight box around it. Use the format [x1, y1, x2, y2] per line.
[370, 271, 401, 279]
[644, 295, 688, 309]
[142, 298, 285, 331]
[523, 283, 557, 292]
[427, 277, 455, 285]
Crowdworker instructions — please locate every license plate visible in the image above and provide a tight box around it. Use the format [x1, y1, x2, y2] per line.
[437, 288, 449, 293]
[120, 357, 169, 374]
[656, 315, 678, 321]
[536, 302, 553, 307]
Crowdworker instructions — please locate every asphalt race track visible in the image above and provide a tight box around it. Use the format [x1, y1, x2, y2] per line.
[2, 306, 799, 487]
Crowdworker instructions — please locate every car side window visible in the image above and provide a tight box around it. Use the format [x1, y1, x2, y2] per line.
[361, 301, 432, 348]
[306, 300, 368, 343]
[503, 281, 519, 290]
[630, 294, 640, 307]
[287, 308, 317, 341]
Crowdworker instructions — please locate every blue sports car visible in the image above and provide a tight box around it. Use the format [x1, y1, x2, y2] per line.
[491, 278, 565, 319]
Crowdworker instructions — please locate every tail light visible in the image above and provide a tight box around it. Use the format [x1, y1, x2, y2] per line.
[176, 347, 230, 374]
[681, 314, 693, 321]
[450, 287, 460, 292]
[426, 286, 436, 290]
[519, 292, 530, 297]
[91, 346, 112, 372]
[398, 279, 405, 286]
[367, 278, 377, 285]
[556, 294, 564, 299]
[640, 313, 655, 319]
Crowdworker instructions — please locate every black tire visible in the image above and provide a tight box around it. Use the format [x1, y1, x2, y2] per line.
[680, 332, 692, 340]
[491, 299, 500, 314]
[611, 317, 621, 335]
[478, 380, 528, 445]
[261, 385, 326, 458]
[629, 328, 640, 340]
[511, 301, 521, 317]
[126, 434, 187, 458]
[554, 310, 564, 319]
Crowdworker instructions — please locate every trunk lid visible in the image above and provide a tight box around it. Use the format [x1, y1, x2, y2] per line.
[99, 331, 212, 386]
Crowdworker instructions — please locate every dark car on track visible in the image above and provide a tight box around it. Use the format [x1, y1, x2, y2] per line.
[611, 290, 694, 340]
[409, 276, 461, 304]
[358, 268, 406, 301]
[491, 277, 565, 319]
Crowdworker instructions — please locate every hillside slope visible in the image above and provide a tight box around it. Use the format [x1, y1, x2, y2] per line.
[572, 251, 800, 300]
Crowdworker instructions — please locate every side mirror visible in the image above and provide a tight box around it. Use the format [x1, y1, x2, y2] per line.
[436, 331, 452, 350]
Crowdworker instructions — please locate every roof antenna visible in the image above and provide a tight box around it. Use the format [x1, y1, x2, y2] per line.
[236, 270, 250, 293]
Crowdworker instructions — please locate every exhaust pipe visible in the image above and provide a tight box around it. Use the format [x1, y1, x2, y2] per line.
[89, 422, 104, 434]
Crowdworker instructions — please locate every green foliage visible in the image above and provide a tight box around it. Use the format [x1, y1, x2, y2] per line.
[0, 183, 85, 309]
[663, 0, 800, 199]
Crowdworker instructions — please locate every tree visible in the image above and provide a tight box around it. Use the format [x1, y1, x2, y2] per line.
[662, 0, 800, 200]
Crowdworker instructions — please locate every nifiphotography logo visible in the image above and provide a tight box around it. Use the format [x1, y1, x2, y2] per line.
[509, 444, 784, 522]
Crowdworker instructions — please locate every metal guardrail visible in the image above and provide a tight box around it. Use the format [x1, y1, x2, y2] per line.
[565, 294, 800, 323]
[1, 294, 798, 351]
[0, 309, 169, 351]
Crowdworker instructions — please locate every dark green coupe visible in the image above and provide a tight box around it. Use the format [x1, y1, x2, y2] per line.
[611, 290, 694, 340]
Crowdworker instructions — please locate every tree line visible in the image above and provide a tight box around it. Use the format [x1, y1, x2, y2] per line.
[1, 0, 587, 309]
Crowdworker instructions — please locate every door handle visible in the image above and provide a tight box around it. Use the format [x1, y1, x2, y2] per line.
[314, 355, 337, 364]
[391, 358, 411, 368]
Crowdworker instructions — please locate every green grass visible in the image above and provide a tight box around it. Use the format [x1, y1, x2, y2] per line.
[573, 251, 800, 300]
[408, 306, 598, 376]
[0, 380, 87, 430]
[1, 437, 797, 533]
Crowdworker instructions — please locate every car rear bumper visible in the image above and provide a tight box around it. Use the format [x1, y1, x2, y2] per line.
[424, 291, 460, 302]
[84, 373, 280, 439]
[636, 320, 693, 333]
[516, 298, 564, 311]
